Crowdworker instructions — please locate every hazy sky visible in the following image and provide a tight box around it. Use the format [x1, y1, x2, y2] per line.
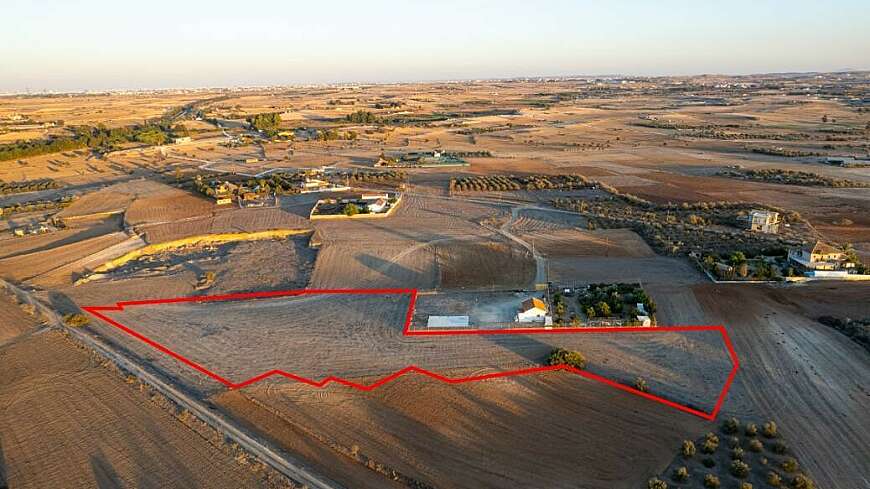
[2, 0, 868, 91]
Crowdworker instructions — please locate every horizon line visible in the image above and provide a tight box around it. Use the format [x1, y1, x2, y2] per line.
[2, 68, 867, 97]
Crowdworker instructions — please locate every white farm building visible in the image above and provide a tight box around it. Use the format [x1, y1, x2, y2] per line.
[516, 297, 548, 323]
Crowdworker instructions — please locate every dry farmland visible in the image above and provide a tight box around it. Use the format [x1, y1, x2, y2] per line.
[0, 331, 275, 488]
[1, 73, 868, 489]
[89, 293, 733, 414]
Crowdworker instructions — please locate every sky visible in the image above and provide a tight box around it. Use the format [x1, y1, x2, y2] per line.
[1, 0, 868, 92]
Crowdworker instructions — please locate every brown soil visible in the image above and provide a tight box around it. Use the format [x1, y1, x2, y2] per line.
[0, 331, 269, 488]
[693, 283, 870, 489]
[438, 240, 535, 288]
[215, 372, 708, 489]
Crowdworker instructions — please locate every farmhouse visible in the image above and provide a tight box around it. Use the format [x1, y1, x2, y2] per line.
[742, 209, 780, 234]
[367, 198, 388, 213]
[516, 297, 548, 323]
[788, 241, 854, 271]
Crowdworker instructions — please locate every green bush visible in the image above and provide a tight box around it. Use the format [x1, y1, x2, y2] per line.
[546, 348, 586, 369]
[731, 447, 745, 460]
[740, 483, 753, 489]
[344, 203, 360, 216]
[672, 466, 689, 482]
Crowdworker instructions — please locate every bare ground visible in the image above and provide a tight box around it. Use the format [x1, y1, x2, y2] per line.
[215, 372, 708, 489]
[0, 331, 271, 489]
[694, 283, 870, 489]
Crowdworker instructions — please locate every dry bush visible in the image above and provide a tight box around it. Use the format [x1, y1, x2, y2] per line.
[730, 459, 750, 478]
[647, 477, 668, 489]
[681, 440, 697, 458]
[748, 439, 763, 452]
[763, 421, 778, 438]
[672, 466, 689, 482]
[63, 313, 90, 327]
[722, 416, 740, 434]
[703, 473, 720, 488]
[767, 471, 782, 487]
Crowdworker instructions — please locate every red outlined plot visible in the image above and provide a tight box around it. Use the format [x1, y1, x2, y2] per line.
[82, 288, 739, 421]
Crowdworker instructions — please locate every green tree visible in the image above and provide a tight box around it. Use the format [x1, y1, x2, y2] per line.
[546, 348, 586, 369]
[730, 251, 747, 266]
[344, 203, 360, 216]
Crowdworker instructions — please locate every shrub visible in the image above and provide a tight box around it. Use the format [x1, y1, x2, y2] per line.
[546, 348, 586, 369]
[740, 483, 753, 489]
[647, 477, 668, 489]
[780, 458, 799, 473]
[791, 474, 815, 489]
[63, 313, 90, 327]
[634, 377, 650, 393]
[704, 474, 721, 488]
[745, 423, 758, 437]
[771, 440, 788, 455]
[729, 436, 741, 449]
[681, 440, 696, 458]
[730, 460, 750, 478]
[722, 417, 740, 434]
[748, 439, 763, 452]
[763, 421, 778, 438]
[705, 432, 720, 444]
[702, 458, 715, 468]
[731, 447, 745, 460]
[702, 439, 719, 454]
[672, 466, 689, 482]
[344, 203, 360, 216]
[767, 471, 782, 487]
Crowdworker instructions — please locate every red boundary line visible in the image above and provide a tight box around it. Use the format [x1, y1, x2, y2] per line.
[82, 288, 739, 421]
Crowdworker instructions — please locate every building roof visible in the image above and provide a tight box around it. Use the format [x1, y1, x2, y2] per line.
[806, 241, 840, 255]
[521, 297, 547, 313]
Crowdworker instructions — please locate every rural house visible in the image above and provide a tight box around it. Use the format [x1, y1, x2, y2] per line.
[516, 297, 548, 323]
[788, 241, 853, 271]
[742, 209, 780, 234]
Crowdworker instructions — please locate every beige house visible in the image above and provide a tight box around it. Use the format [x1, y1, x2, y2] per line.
[743, 210, 780, 234]
[788, 241, 853, 271]
[517, 297, 548, 323]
